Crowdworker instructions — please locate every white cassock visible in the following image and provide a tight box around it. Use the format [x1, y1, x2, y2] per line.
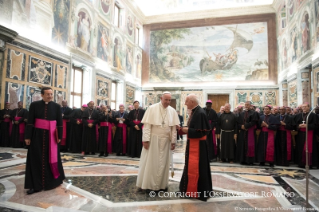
[136, 102, 180, 190]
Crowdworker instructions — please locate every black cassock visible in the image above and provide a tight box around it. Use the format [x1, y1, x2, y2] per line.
[236, 110, 259, 164]
[128, 108, 145, 158]
[113, 111, 129, 155]
[294, 113, 318, 167]
[69, 109, 84, 153]
[0, 109, 12, 147]
[203, 107, 218, 161]
[98, 112, 114, 155]
[24, 100, 65, 191]
[82, 109, 99, 153]
[256, 114, 279, 164]
[180, 105, 212, 201]
[275, 114, 295, 166]
[216, 112, 237, 161]
[61, 106, 73, 151]
[10, 108, 28, 148]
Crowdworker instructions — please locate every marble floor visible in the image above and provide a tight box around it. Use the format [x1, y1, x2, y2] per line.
[0, 140, 319, 212]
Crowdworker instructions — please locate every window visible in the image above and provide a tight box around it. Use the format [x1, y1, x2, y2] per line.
[111, 82, 117, 110]
[70, 66, 83, 108]
[114, 4, 120, 27]
[135, 27, 140, 45]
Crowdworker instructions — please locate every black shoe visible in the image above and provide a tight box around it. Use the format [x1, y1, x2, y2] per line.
[259, 162, 265, 166]
[91, 152, 95, 155]
[269, 163, 274, 167]
[116, 153, 120, 156]
[99, 153, 104, 157]
[104, 153, 108, 157]
[240, 162, 247, 165]
[27, 189, 39, 195]
[121, 153, 126, 156]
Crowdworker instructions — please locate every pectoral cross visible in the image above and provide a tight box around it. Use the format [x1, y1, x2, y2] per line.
[302, 121, 305, 124]
[89, 116, 91, 120]
[226, 119, 228, 123]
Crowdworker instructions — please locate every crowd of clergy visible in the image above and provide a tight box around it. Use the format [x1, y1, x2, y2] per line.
[1, 98, 319, 169]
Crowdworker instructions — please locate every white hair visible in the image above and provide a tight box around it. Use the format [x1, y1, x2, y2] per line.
[187, 94, 199, 104]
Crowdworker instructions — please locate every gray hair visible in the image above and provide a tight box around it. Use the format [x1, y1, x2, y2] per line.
[187, 94, 199, 104]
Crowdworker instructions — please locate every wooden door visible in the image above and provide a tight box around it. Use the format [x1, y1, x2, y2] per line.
[207, 95, 229, 112]
[170, 99, 176, 109]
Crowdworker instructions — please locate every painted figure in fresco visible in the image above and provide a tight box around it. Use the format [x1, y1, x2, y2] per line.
[101, 0, 110, 14]
[100, 27, 109, 61]
[127, 15, 133, 36]
[56, 91, 64, 106]
[136, 54, 142, 78]
[113, 38, 123, 71]
[282, 39, 287, 69]
[77, 12, 91, 52]
[301, 12, 310, 53]
[126, 47, 132, 74]
[290, 28, 298, 62]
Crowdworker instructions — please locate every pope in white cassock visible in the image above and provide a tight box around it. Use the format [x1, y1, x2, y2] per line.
[136, 92, 180, 191]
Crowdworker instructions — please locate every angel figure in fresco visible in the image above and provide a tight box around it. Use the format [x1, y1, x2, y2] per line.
[77, 12, 91, 52]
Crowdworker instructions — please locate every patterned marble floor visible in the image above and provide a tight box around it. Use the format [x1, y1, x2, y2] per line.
[0, 141, 318, 212]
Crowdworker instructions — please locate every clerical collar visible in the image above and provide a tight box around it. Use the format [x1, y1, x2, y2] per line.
[192, 105, 199, 112]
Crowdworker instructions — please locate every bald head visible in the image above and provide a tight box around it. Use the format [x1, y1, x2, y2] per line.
[62, 100, 68, 107]
[224, 103, 231, 113]
[185, 94, 199, 109]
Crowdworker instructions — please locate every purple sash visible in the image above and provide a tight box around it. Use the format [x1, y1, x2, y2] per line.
[262, 127, 275, 162]
[209, 120, 217, 155]
[247, 126, 256, 157]
[100, 122, 112, 153]
[34, 118, 60, 179]
[14, 117, 25, 142]
[300, 128, 314, 165]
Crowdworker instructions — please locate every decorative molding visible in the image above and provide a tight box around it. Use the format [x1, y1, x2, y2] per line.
[10, 36, 70, 64]
[142, 5, 275, 24]
[287, 74, 297, 83]
[0, 25, 18, 42]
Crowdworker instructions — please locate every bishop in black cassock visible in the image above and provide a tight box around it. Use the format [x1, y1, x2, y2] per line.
[216, 104, 237, 163]
[236, 101, 259, 165]
[180, 94, 212, 202]
[256, 106, 280, 167]
[82, 101, 99, 155]
[10, 101, 28, 148]
[24, 87, 65, 195]
[294, 103, 318, 168]
[113, 104, 129, 156]
[203, 100, 218, 161]
[275, 107, 295, 166]
[98, 105, 114, 157]
[128, 101, 145, 158]
[0, 102, 12, 147]
[60, 100, 73, 151]
[69, 105, 86, 153]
